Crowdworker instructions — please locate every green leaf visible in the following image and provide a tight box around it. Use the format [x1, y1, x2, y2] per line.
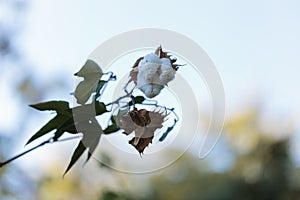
[103, 116, 120, 134]
[63, 141, 86, 176]
[27, 101, 73, 145]
[95, 102, 108, 115]
[127, 96, 145, 107]
[71, 102, 108, 123]
[53, 102, 107, 141]
[53, 117, 78, 141]
[29, 101, 70, 114]
[74, 60, 102, 79]
[133, 96, 145, 104]
[80, 118, 102, 162]
[26, 115, 68, 145]
[74, 80, 98, 105]
[74, 60, 103, 105]
[95, 80, 106, 100]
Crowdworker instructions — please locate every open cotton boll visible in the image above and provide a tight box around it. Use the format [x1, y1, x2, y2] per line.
[137, 62, 162, 98]
[138, 62, 160, 82]
[138, 83, 164, 98]
[143, 53, 161, 64]
[159, 59, 174, 84]
[137, 63, 160, 86]
[130, 47, 180, 98]
[138, 53, 160, 66]
[160, 58, 172, 66]
[160, 64, 176, 84]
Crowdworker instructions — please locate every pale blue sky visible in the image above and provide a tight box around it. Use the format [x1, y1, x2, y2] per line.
[20, 0, 300, 117]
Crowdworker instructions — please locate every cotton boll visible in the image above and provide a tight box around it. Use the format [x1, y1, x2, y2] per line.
[160, 64, 176, 84]
[138, 58, 147, 67]
[140, 63, 160, 82]
[136, 72, 148, 89]
[137, 64, 149, 80]
[137, 69, 150, 89]
[137, 63, 161, 89]
[160, 72, 175, 85]
[160, 63, 173, 71]
[150, 83, 164, 97]
[134, 49, 177, 98]
[138, 83, 164, 98]
[138, 53, 160, 66]
[160, 58, 172, 66]
[143, 53, 161, 64]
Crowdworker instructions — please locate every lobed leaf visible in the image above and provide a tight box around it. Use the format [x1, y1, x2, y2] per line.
[74, 80, 98, 105]
[71, 102, 108, 122]
[63, 141, 86, 176]
[53, 117, 78, 141]
[26, 115, 66, 145]
[26, 101, 72, 145]
[28, 101, 108, 145]
[29, 101, 70, 114]
[80, 118, 102, 162]
[74, 60, 103, 105]
[74, 60, 102, 79]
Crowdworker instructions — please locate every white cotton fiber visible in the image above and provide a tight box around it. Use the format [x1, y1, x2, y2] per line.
[160, 58, 171, 66]
[138, 84, 164, 98]
[160, 67, 176, 84]
[136, 52, 176, 98]
[143, 53, 161, 64]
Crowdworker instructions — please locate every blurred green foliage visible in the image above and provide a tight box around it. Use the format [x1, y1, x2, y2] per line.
[97, 108, 300, 200]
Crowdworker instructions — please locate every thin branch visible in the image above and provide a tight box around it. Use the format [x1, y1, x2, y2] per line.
[0, 135, 82, 168]
[98, 73, 117, 99]
[54, 135, 82, 143]
[95, 72, 117, 101]
[105, 93, 131, 107]
[105, 81, 135, 107]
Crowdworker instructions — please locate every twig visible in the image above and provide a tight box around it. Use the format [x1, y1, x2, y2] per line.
[0, 135, 82, 168]
[105, 93, 131, 107]
[95, 72, 117, 101]
[105, 82, 136, 108]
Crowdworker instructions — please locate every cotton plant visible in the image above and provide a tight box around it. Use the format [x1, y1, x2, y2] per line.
[0, 46, 181, 175]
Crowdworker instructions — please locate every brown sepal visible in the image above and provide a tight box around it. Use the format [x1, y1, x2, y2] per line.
[154, 46, 179, 71]
[129, 136, 154, 154]
[129, 57, 143, 84]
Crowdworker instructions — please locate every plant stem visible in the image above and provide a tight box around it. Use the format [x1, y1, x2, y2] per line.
[105, 93, 131, 107]
[0, 135, 81, 168]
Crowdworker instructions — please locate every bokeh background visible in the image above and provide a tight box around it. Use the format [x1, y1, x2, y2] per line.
[1, 0, 300, 199]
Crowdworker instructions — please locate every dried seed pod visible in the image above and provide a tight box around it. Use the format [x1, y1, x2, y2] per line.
[118, 108, 167, 153]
